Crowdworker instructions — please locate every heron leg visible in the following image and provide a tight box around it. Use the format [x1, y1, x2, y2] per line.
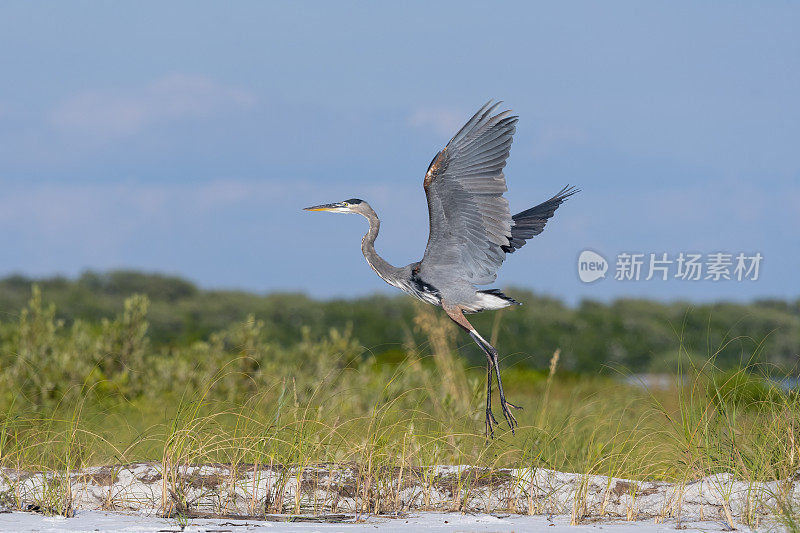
[442, 301, 518, 437]
[487, 341, 522, 432]
[486, 362, 495, 438]
[470, 331, 499, 438]
[470, 331, 520, 434]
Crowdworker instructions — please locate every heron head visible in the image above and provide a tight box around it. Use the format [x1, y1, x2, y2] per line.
[303, 198, 367, 215]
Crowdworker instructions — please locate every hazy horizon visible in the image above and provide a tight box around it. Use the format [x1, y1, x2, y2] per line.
[2, 267, 796, 308]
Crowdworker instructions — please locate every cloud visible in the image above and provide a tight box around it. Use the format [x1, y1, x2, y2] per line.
[0, 179, 301, 274]
[0, 180, 280, 230]
[408, 106, 465, 137]
[49, 74, 256, 140]
[0, 178, 403, 246]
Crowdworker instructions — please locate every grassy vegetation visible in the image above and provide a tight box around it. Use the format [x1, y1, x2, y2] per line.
[0, 277, 798, 524]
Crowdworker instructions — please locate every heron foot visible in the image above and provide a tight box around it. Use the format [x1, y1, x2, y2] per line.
[499, 397, 521, 434]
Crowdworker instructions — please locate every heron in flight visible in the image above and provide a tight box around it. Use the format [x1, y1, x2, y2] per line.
[305, 101, 577, 437]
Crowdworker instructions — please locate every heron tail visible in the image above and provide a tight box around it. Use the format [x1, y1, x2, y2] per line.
[473, 289, 521, 312]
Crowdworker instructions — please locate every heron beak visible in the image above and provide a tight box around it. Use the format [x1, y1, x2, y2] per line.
[303, 202, 347, 212]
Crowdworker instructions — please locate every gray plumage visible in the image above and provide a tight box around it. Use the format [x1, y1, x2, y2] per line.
[305, 101, 578, 438]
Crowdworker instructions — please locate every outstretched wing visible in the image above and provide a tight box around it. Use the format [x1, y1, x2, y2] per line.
[420, 101, 517, 285]
[502, 185, 580, 254]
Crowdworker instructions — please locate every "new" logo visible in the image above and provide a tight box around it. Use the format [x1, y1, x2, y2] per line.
[577, 250, 608, 283]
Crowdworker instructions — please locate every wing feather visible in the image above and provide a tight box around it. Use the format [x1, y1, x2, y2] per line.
[420, 102, 518, 284]
[502, 185, 580, 253]
[420, 103, 578, 285]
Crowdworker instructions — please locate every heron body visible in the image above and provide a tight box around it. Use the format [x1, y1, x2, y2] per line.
[305, 101, 577, 437]
[355, 202, 519, 312]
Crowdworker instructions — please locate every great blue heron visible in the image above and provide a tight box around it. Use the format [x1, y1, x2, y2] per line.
[305, 101, 577, 437]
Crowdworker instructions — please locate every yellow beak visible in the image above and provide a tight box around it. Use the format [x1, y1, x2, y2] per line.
[303, 202, 347, 212]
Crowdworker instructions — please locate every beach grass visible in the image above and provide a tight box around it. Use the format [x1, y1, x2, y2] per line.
[0, 289, 798, 526]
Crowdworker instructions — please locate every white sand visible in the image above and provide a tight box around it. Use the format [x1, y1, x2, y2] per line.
[0, 510, 756, 532]
[1, 463, 792, 529]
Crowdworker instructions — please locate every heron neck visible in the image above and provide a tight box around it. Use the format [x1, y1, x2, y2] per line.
[360, 209, 399, 283]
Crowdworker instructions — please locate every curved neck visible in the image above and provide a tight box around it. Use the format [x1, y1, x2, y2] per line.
[360, 206, 399, 283]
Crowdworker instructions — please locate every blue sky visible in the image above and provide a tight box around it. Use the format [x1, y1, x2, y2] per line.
[0, 2, 797, 303]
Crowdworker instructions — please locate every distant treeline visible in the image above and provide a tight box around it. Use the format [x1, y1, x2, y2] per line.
[0, 270, 797, 373]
